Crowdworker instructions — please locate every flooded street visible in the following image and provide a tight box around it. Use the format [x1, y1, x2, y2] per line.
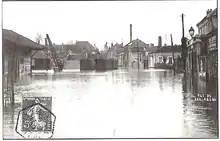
[3, 69, 218, 139]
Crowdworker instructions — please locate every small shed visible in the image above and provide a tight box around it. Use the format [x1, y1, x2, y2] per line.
[32, 51, 51, 70]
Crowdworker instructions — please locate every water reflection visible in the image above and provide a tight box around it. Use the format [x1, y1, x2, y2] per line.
[182, 73, 218, 138]
[3, 69, 218, 138]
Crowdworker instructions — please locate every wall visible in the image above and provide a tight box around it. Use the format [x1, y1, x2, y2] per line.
[149, 52, 181, 67]
[64, 60, 80, 69]
[128, 52, 144, 69]
[117, 54, 124, 67]
[33, 59, 50, 70]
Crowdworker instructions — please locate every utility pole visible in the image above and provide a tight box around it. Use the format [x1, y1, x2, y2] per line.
[181, 14, 187, 73]
[170, 34, 175, 76]
[137, 39, 140, 70]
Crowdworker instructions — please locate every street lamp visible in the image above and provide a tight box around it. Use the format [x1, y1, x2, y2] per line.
[189, 26, 195, 38]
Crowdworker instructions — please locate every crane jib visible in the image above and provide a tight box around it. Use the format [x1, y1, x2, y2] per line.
[46, 34, 63, 72]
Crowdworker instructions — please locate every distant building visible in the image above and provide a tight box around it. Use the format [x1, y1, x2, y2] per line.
[106, 43, 124, 67]
[53, 41, 97, 69]
[123, 39, 149, 69]
[148, 45, 181, 68]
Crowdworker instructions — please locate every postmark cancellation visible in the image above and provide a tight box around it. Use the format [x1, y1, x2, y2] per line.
[15, 97, 56, 138]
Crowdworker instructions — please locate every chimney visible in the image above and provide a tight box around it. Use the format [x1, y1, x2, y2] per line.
[158, 36, 162, 47]
[207, 9, 212, 15]
[45, 38, 48, 46]
[206, 9, 209, 15]
[130, 24, 132, 42]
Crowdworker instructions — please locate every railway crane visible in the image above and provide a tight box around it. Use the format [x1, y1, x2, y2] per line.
[46, 34, 64, 72]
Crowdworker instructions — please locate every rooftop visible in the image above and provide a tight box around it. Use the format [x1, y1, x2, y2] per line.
[196, 8, 217, 27]
[149, 45, 182, 53]
[3, 29, 45, 50]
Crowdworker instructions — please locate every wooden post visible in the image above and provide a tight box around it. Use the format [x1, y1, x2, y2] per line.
[170, 34, 175, 76]
[11, 46, 15, 105]
[137, 41, 140, 70]
[30, 51, 38, 76]
[17, 58, 20, 78]
[2, 53, 5, 106]
[15, 57, 17, 81]
[30, 56, 32, 76]
[181, 14, 187, 73]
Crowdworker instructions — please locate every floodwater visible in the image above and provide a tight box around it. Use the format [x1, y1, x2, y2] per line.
[3, 69, 218, 139]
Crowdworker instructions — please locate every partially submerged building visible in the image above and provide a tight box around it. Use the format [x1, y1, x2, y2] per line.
[2, 29, 45, 105]
[32, 51, 51, 70]
[148, 45, 181, 69]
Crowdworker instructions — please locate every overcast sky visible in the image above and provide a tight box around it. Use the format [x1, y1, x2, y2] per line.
[3, 1, 217, 50]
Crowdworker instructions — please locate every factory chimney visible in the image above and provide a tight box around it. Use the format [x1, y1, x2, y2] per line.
[158, 36, 162, 47]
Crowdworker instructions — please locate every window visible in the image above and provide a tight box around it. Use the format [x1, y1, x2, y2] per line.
[158, 56, 163, 63]
[168, 56, 173, 64]
[205, 25, 207, 34]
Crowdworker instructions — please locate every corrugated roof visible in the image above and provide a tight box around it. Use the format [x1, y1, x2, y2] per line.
[3, 29, 45, 50]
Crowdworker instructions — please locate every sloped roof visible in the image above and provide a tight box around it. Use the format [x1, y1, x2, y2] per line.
[197, 8, 217, 27]
[149, 45, 181, 53]
[145, 46, 159, 52]
[76, 41, 96, 54]
[54, 44, 82, 54]
[108, 43, 124, 54]
[54, 41, 96, 54]
[124, 39, 148, 48]
[3, 29, 45, 50]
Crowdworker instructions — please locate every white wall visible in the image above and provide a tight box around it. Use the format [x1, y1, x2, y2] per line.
[149, 52, 181, 67]
[19, 57, 31, 76]
[128, 52, 144, 69]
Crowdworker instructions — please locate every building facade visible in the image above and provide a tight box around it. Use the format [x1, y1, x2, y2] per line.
[187, 8, 217, 82]
[148, 45, 181, 69]
[123, 39, 149, 69]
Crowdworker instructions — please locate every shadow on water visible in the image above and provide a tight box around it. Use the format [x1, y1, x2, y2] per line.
[182, 73, 218, 138]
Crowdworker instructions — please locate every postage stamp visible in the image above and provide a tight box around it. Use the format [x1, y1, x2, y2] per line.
[15, 97, 56, 139]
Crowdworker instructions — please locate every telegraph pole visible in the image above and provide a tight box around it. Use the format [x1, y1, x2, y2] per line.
[137, 39, 140, 70]
[181, 14, 187, 73]
[170, 34, 175, 76]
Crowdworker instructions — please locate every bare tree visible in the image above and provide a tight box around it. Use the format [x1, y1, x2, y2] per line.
[35, 33, 43, 44]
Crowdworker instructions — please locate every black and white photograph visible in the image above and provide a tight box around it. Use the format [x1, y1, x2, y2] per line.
[2, 0, 218, 139]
